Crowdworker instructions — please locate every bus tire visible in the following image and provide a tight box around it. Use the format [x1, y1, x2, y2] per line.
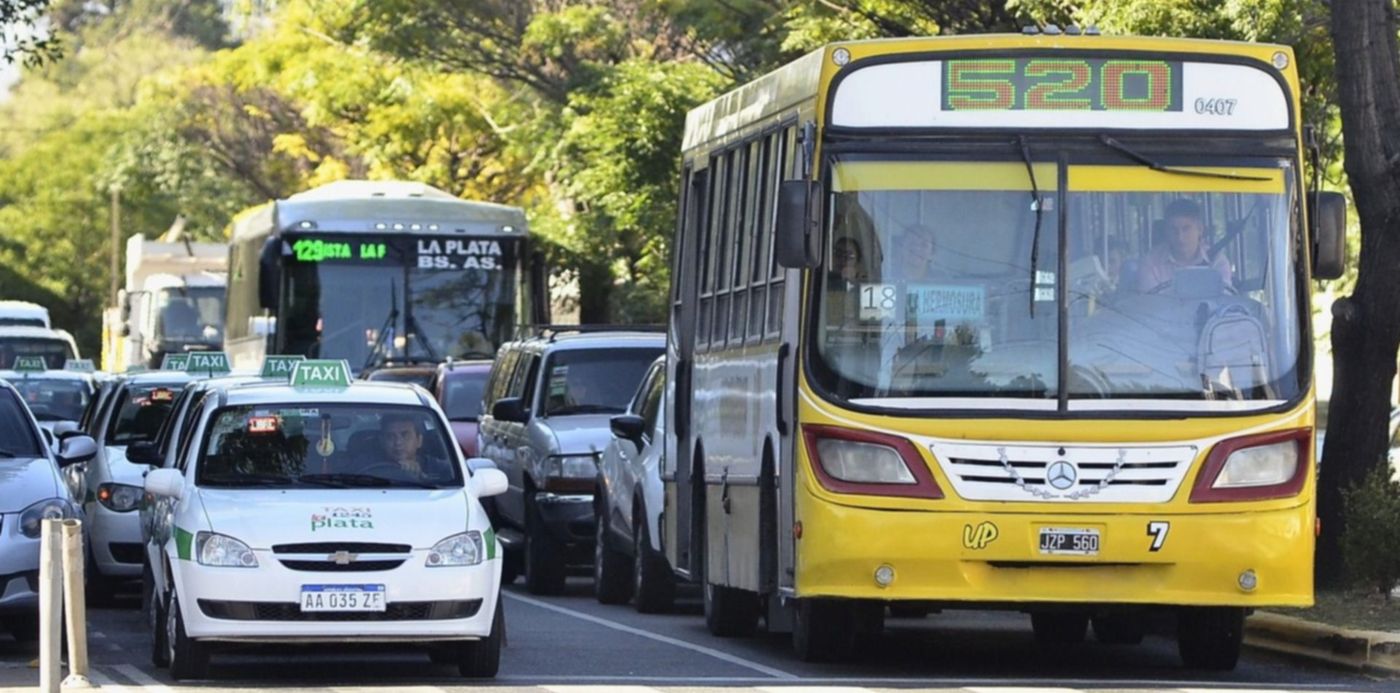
[524, 495, 566, 596]
[793, 598, 856, 662]
[1092, 614, 1146, 645]
[1031, 613, 1089, 645]
[703, 582, 759, 637]
[633, 514, 674, 614]
[593, 496, 634, 605]
[1177, 607, 1243, 671]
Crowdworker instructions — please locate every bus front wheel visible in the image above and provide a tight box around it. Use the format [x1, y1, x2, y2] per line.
[1177, 607, 1244, 671]
[793, 598, 858, 662]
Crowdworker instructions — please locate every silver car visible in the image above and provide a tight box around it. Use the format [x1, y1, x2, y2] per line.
[0, 379, 98, 641]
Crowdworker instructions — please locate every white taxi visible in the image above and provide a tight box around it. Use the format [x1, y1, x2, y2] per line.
[143, 360, 508, 680]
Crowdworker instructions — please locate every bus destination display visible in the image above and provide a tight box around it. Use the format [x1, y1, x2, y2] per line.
[286, 235, 511, 271]
[942, 58, 1182, 112]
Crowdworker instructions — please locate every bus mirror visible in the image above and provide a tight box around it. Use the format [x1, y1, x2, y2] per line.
[775, 180, 819, 269]
[1312, 191, 1346, 280]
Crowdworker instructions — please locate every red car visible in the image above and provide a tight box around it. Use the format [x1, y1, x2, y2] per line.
[432, 360, 493, 458]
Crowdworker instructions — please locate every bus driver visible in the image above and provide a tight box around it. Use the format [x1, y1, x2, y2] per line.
[1136, 199, 1232, 293]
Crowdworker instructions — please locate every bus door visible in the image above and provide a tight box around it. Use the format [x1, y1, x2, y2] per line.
[668, 166, 708, 578]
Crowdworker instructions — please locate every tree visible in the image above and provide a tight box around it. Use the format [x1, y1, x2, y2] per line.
[1317, 0, 1400, 586]
[2, 0, 59, 65]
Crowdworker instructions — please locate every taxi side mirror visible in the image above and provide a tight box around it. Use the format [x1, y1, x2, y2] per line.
[469, 468, 508, 498]
[491, 397, 527, 423]
[145, 468, 184, 499]
[609, 414, 646, 448]
[56, 435, 98, 467]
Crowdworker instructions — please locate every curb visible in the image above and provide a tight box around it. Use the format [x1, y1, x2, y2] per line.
[1245, 611, 1400, 676]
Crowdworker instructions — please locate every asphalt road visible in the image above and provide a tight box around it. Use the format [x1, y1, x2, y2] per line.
[0, 578, 1391, 692]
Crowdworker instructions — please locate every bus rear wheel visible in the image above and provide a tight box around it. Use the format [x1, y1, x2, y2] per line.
[1177, 607, 1244, 671]
[703, 582, 759, 637]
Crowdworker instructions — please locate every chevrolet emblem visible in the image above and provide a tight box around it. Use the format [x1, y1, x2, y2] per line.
[330, 551, 358, 565]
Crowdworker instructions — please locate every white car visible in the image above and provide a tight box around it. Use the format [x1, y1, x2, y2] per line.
[143, 361, 508, 680]
[593, 356, 675, 612]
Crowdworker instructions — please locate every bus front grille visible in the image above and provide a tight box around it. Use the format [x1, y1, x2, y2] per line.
[929, 441, 1197, 503]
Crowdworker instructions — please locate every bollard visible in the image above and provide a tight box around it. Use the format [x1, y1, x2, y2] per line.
[38, 519, 63, 693]
[60, 519, 93, 689]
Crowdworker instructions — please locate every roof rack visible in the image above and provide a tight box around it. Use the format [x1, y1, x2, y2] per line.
[515, 324, 665, 342]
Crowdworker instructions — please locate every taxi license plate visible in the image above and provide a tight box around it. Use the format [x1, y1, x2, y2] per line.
[299, 585, 387, 612]
[1038, 528, 1100, 556]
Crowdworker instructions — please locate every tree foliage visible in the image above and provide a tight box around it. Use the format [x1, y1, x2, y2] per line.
[2, 0, 60, 66]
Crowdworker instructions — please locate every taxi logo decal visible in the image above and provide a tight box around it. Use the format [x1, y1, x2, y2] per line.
[311, 506, 374, 532]
[962, 521, 999, 550]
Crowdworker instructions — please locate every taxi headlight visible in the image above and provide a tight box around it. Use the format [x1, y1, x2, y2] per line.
[544, 454, 597, 480]
[1214, 441, 1298, 488]
[426, 531, 483, 567]
[19, 498, 76, 539]
[815, 438, 916, 484]
[196, 532, 258, 568]
[97, 483, 143, 512]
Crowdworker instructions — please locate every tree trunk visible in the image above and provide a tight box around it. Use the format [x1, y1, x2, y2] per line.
[1318, 0, 1400, 587]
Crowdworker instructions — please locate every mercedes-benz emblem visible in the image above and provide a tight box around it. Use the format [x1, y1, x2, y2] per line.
[1045, 460, 1078, 491]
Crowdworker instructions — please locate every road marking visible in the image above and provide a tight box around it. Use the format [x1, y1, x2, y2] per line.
[758, 687, 873, 693]
[966, 689, 1082, 693]
[503, 591, 798, 680]
[88, 668, 131, 692]
[113, 664, 172, 691]
[542, 687, 664, 693]
[332, 687, 446, 693]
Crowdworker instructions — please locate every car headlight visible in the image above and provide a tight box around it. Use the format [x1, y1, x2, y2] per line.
[1213, 440, 1298, 488]
[544, 454, 598, 479]
[196, 532, 258, 568]
[814, 438, 916, 484]
[19, 498, 76, 539]
[426, 531, 483, 567]
[97, 483, 143, 512]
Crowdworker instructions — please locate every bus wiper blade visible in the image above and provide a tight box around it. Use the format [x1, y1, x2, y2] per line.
[1098, 136, 1271, 181]
[1017, 135, 1046, 318]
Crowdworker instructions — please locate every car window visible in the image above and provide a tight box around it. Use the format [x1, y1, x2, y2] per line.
[442, 373, 487, 422]
[174, 394, 210, 471]
[0, 389, 44, 457]
[106, 383, 182, 446]
[154, 389, 194, 455]
[485, 348, 519, 410]
[196, 404, 462, 489]
[517, 355, 541, 413]
[10, 378, 91, 422]
[541, 348, 664, 416]
[639, 370, 665, 440]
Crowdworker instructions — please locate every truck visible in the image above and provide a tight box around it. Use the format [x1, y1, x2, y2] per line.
[102, 234, 228, 372]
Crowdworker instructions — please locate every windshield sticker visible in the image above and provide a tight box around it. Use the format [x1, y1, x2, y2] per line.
[549, 366, 569, 397]
[1034, 287, 1055, 302]
[311, 507, 374, 532]
[859, 284, 898, 321]
[416, 239, 503, 271]
[909, 285, 986, 322]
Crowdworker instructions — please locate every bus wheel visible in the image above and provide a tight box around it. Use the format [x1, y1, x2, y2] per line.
[1092, 615, 1146, 645]
[703, 582, 759, 637]
[793, 599, 856, 662]
[1177, 607, 1244, 670]
[1031, 613, 1089, 645]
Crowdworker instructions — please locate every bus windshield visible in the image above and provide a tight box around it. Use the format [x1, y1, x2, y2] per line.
[156, 286, 225, 346]
[279, 235, 518, 369]
[812, 155, 1303, 410]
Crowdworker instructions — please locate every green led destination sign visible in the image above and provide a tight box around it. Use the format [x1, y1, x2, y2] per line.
[286, 234, 514, 272]
[943, 58, 1182, 112]
[292, 238, 388, 263]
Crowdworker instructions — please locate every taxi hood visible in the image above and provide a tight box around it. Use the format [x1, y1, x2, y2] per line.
[0, 457, 62, 512]
[194, 488, 472, 550]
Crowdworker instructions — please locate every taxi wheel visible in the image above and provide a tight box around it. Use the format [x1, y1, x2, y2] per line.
[1092, 614, 1146, 645]
[524, 498, 566, 595]
[593, 503, 634, 605]
[632, 517, 674, 614]
[457, 599, 503, 678]
[144, 564, 169, 668]
[703, 582, 759, 637]
[166, 590, 210, 681]
[1031, 613, 1089, 645]
[793, 598, 856, 662]
[1177, 607, 1243, 671]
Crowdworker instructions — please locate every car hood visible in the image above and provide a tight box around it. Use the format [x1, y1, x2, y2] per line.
[0, 457, 62, 512]
[194, 488, 471, 550]
[543, 414, 617, 456]
[103, 445, 148, 486]
[450, 421, 479, 457]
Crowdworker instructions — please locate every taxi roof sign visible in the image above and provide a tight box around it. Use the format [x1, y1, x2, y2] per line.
[290, 360, 353, 388]
[64, 359, 96, 373]
[12, 356, 46, 373]
[261, 355, 305, 379]
[185, 351, 232, 375]
[161, 353, 190, 371]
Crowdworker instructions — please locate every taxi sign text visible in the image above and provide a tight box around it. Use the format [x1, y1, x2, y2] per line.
[161, 353, 190, 370]
[291, 360, 353, 388]
[185, 351, 231, 374]
[64, 359, 96, 372]
[12, 356, 46, 372]
[261, 355, 305, 378]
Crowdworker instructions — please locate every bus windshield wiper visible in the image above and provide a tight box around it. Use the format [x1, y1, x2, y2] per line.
[1017, 136, 1046, 317]
[1098, 136, 1271, 182]
[361, 282, 400, 372]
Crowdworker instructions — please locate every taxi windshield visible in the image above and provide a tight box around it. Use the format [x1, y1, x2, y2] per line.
[196, 404, 462, 489]
[108, 383, 182, 445]
[9, 377, 91, 421]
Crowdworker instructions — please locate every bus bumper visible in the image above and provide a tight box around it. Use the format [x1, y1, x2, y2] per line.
[795, 497, 1313, 607]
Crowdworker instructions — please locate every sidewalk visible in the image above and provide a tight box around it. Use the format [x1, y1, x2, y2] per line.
[1246, 611, 1400, 676]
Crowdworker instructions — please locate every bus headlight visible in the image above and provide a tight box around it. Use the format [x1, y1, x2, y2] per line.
[815, 439, 915, 484]
[196, 532, 258, 568]
[426, 531, 483, 567]
[1191, 429, 1309, 502]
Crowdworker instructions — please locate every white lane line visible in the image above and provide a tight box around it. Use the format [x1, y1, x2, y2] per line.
[758, 687, 872, 693]
[1179, 689, 1294, 693]
[966, 689, 1083, 693]
[113, 664, 172, 691]
[503, 591, 798, 680]
[542, 687, 664, 693]
[88, 668, 131, 692]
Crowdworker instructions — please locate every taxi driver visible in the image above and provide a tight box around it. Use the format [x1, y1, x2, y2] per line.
[380, 413, 428, 476]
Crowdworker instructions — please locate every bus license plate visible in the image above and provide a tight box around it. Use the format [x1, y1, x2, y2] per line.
[299, 584, 387, 612]
[1038, 528, 1100, 556]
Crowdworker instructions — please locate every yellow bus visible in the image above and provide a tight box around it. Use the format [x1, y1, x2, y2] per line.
[663, 32, 1346, 668]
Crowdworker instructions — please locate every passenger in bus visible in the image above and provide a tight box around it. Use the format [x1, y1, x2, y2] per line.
[1135, 199, 1232, 293]
[829, 237, 865, 291]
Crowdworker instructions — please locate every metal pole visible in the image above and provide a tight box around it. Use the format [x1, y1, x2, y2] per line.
[60, 519, 93, 689]
[109, 186, 121, 309]
[38, 519, 62, 693]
